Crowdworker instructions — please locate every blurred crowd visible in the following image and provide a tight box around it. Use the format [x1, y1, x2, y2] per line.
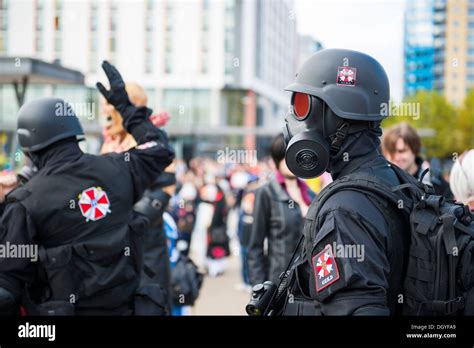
[4, 122, 471, 296]
[0, 85, 472, 315]
[148, 121, 474, 296]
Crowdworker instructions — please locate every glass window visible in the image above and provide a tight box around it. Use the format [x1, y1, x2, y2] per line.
[91, 36, 97, 50]
[91, 13, 98, 31]
[223, 90, 245, 126]
[0, 33, 6, 52]
[89, 54, 97, 73]
[109, 37, 116, 51]
[163, 89, 210, 128]
[145, 52, 153, 73]
[146, 0, 154, 11]
[164, 55, 172, 74]
[35, 34, 43, 52]
[55, 34, 61, 52]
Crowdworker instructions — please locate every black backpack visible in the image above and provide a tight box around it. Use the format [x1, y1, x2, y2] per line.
[313, 163, 474, 315]
[171, 255, 204, 306]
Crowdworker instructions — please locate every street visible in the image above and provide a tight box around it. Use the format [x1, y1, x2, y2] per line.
[192, 252, 250, 316]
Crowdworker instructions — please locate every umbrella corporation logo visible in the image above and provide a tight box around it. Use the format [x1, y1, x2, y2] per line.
[313, 244, 340, 291]
[312, 242, 365, 292]
[78, 186, 111, 222]
[337, 66, 357, 86]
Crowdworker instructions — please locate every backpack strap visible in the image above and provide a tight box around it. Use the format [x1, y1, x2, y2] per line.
[317, 171, 413, 216]
[299, 167, 415, 255]
[387, 162, 432, 197]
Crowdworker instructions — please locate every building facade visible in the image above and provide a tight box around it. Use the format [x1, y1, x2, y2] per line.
[404, 0, 474, 105]
[0, 0, 299, 161]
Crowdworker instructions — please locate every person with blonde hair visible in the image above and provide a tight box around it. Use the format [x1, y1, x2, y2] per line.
[450, 149, 474, 212]
[101, 82, 170, 154]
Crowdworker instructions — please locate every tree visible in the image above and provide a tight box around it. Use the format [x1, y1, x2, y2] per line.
[458, 89, 474, 153]
[381, 90, 471, 158]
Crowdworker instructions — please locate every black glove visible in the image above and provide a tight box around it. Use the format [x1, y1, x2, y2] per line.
[96, 61, 151, 132]
[96, 61, 132, 113]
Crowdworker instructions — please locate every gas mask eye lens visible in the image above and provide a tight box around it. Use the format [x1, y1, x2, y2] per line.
[292, 92, 311, 120]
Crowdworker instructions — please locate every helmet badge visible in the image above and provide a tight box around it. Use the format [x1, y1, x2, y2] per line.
[337, 66, 357, 87]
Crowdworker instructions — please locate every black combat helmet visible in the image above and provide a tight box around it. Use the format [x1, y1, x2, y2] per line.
[285, 48, 390, 121]
[283, 48, 391, 178]
[17, 97, 85, 152]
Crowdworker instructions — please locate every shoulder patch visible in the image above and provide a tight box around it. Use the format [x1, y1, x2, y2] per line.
[312, 244, 340, 292]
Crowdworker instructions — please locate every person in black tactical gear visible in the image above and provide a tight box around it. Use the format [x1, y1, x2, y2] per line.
[277, 48, 410, 315]
[133, 170, 177, 315]
[100, 81, 176, 315]
[0, 61, 174, 315]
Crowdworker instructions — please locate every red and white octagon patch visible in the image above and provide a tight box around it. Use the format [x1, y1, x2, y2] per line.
[78, 187, 111, 222]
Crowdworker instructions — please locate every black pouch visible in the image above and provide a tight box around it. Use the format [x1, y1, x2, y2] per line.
[459, 240, 474, 292]
[134, 284, 169, 316]
[459, 240, 474, 315]
[282, 260, 320, 316]
[37, 300, 75, 316]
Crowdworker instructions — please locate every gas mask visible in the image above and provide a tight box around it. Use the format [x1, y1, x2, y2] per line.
[283, 92, 346, 179]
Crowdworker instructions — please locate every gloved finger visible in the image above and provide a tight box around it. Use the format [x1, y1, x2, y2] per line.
[101, 61, 113, 82]
[102, 61, 124, 88]
[96, 82, 110, 100]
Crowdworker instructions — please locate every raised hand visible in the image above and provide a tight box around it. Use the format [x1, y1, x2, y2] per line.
[96, 61, 131, 112]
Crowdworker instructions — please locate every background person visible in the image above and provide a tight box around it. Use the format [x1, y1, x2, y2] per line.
[247, 134, 314, 286]
[450, 149, 474, 212]
[382, 122, 453, 198]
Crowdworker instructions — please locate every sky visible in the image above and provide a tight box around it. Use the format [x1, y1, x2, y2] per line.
[294, 0, 407, 102]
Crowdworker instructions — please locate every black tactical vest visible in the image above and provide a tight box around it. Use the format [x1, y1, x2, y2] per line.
[281, 165, 408, 316]
[8, 154, 147, 315]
